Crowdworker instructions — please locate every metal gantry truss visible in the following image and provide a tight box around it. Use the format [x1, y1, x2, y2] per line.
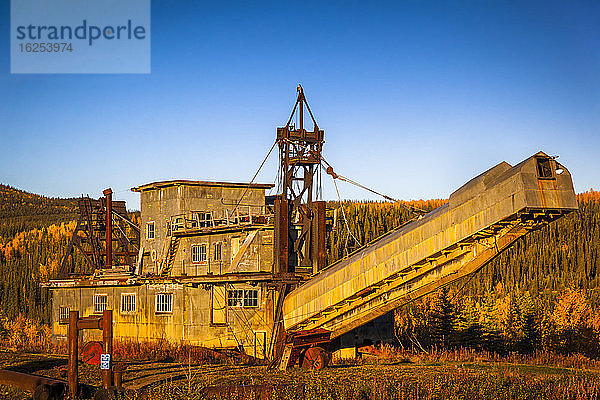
[59, 189, 140, 277]
[275, 85, 327, 277]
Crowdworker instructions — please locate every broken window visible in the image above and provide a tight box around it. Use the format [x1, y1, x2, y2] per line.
[196, 212, 213, 228]
[146, 222, 155, 240]
[536, 157, 554, 179]
[191, 244, 207, 263]
[227, 289, 259, 308]
[228, 289, 244, 307]
[94, 294, 108, 314]
[156, 293, 173, 313]
[121, 293, 136, 314]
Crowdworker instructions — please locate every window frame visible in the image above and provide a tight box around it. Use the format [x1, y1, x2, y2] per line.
[227, 289, 244, 307]
[191, 243, 208, 264]
[536, 157, 555, 180]
[213, 242, 222, 262]
[146, 221, 156, 240]
[120, 293, 137, 314]
[59, 306, 70, 324]
[244, 289, 259, 307]
[227, 288, 259, 308]
[195, 212, 213, 228]
[155, 292, 173, 314]
[93, 293, 108, 314]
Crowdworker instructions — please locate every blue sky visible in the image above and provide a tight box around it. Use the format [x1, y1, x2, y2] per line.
[1, 1, 599, 210]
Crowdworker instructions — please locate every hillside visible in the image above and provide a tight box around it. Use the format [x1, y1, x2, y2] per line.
[0, 184, 599, 359]
[0, 184, 78, 240]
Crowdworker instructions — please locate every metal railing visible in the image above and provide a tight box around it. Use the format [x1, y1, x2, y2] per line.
[169, 207, 272, 235]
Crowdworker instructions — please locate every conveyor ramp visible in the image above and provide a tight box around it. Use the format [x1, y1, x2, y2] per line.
[282, 152, 577, 340]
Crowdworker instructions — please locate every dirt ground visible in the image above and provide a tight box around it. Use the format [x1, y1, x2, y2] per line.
[1, 350, 599, 399]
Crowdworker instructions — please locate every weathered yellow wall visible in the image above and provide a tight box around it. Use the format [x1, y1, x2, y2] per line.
[51, 282, 275, 358]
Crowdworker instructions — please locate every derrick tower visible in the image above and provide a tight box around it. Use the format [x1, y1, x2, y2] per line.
[275, 85, 327, 278]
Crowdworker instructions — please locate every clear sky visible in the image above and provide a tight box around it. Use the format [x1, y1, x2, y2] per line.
[1, 1, 599, 210]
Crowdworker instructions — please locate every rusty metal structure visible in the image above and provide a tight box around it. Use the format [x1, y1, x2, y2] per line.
[275, 152, 578, 368]
[43, 87, 578, 375]
[275, 85, 327, 277]
[0, 370, 67, 400]
[59, 189, 140, 277]
[67, 309, 115, 398]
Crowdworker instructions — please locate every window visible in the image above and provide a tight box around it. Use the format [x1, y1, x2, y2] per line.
[59, 306, 70, 324]
[213, 242, 222, 261]
[121, 293, 136, 314]
[197, 212, 212, 228]
[227, 289, 259, 308]
[244, 289, 259, 307]
[191, 244, 207, 263]
[228, 289, 244, 307]
[536, 157, 554, 179]
[94, 294, 108, 314]
[146, 222, 155, 240]
[156, 293, 173, 313]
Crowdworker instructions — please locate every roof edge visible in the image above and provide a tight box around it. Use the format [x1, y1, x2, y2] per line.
[131, 179, 274, 192]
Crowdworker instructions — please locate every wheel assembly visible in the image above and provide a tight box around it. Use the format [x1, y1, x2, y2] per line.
[301, 347, 330, 370]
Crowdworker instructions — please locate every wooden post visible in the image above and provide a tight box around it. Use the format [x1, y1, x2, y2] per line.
[68, 310, 79, 399]
[103, 188, 113, 269]
[102, 309, 113, 389]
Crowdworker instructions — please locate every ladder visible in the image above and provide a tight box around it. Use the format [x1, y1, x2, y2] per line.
[160, 236, 180, 276]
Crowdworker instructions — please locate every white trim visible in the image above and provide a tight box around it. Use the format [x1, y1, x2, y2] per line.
[191, 243, 208, 264]
[146, 221, 156, 240]
[120, 293, 137, 314]
[93, 293, 108, 314]
[155, 292, 173, 314]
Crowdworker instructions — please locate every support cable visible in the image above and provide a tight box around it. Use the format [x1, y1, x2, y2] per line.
[231, 139, 278, 217]
[320, 156, 427, 216]
[332, 177, 361, 255]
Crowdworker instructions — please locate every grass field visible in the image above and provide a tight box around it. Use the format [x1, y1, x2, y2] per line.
[0, 350, 599, 399]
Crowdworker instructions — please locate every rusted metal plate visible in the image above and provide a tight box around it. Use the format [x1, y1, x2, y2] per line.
[0, 369, 66, 392]
[82, 341, 103, 365]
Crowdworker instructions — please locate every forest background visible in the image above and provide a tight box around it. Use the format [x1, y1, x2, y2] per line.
[1, 183, 599, 357]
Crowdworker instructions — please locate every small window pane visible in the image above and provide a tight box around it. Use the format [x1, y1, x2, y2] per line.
[94, 294, 108, 314]
[121, 294, 136, 314]
[244, 290, 258, 307]
[147, 222, 155, 240]
[59, 306, 70, 324]
[156, 293, 173, 313]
